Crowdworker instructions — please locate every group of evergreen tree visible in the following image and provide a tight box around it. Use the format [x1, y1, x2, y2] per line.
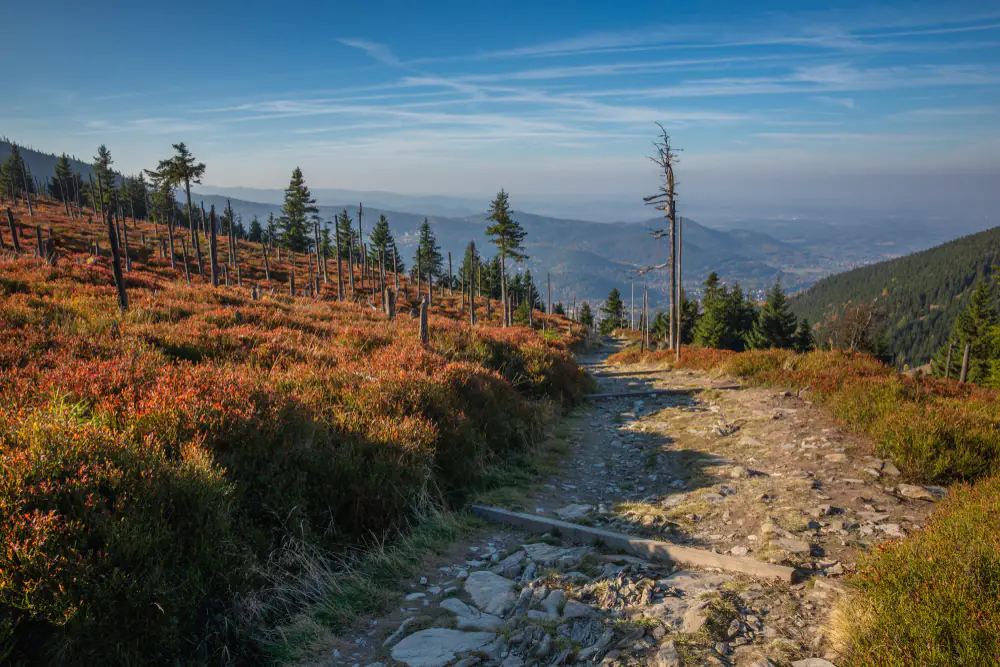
[931, 277, 1000, 385]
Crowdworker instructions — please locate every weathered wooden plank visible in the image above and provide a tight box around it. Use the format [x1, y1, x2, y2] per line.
[472, 505, 796, 583]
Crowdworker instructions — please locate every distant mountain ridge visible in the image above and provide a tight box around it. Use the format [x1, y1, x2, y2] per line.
[195, 192, 812, 307]
[791, 226, 1000, 366]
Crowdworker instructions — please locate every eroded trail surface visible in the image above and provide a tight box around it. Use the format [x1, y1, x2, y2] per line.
[329, 340, 944, 667]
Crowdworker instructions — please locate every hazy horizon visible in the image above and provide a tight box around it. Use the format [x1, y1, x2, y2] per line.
[4, 1, 1000, 224]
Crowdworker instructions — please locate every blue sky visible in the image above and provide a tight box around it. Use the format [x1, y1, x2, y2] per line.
[4, 1, 1000, 220]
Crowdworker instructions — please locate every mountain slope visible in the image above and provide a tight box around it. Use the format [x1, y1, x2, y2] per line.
[199, 193, 812, 307]
[791, 226, 1000, 365]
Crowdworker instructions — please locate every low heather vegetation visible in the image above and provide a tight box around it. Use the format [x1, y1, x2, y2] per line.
[0, 202, 588, 664]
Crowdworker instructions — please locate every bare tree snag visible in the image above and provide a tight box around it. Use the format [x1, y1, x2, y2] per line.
[959, 343, 971, 383]
[639, 124, 681, 350]
[419, 297, 428, 344]
[7, 209, 21, 253]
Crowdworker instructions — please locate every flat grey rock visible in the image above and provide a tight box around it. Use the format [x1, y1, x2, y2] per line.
[391, 629, 496, 667]
[441, 598, 503, 631]
[777, 537, 811, 554]
[464, 571, 517, 616]
[562, 600, 599, 619]
[522, 543, 591, 567]
[897, 483, 946, 501]
[791, 660, 838, 667]
[652, 640, 680, 667]
[555, 504, 594, 521]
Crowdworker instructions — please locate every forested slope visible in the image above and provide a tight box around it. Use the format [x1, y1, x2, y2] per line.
[791, 226, 1000, 366]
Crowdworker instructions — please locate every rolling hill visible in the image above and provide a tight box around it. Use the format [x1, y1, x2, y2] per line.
[791, 226, 1000, 366]
[198, 193, 814, 308]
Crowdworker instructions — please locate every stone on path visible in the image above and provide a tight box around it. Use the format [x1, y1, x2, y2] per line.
[652, 640, 681, 667]
[791, 659, 839, 667]
[897, 483, 946, 501]
[777, 537, 811, 554]
[562, 599, 599, 619]
[541, 589, 565, 618]
[441, 598, 503, 631]
[555, 504, 594, 521]
[390, 629, 496, 667]
[464, 571, 517, 616]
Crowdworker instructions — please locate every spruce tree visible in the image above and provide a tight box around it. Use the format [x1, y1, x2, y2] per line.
[335, 209, 357, 258]
[146, 143, 206, 276]
[932, 279, 998, 383]
[279, 167, 317, 253]
[93, 144, 117, 211]
[369, 214, 402, 272]
[459, 241, 478, 287]
[694, 273, 730, 349]
[248, 216, 263, 243]
[553, 303, 565, 316]
[747, 280, 798, 350]
[485, 190, 527, 326]
[412, 218, 443, 279]
[52, 154, 74, 203]
[793, 318, 816, 353]
[578, 302, 595, 328]
[265, 213, 278, 246]
[600, 288, 625, 334]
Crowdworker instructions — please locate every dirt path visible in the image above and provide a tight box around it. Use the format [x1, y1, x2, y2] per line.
[326, 338, 944, 667]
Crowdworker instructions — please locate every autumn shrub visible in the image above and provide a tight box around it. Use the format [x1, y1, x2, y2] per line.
[832, 474, 1000, 667]
[0, 202, 588, 665]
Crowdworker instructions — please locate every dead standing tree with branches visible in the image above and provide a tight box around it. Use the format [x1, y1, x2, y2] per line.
[637, 124, 682, 359]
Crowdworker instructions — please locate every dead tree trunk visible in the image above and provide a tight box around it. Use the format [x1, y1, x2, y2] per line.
[641, 125, 680, 351]
[209, 206, 220, 287]
[6, 209, 20, 253]
[386, 288, 395, 320]
[959, 343, 971, 383]
[181, 238, 191, 285]
[944, 341, 955, 379]
[262, 243, 271, 283]
[290, 252, 296, 296]
[99, 178, 128, 311]
[393, 248, 399, 292]
[334, 225, 343, 301]
[419, 298, 428, 345]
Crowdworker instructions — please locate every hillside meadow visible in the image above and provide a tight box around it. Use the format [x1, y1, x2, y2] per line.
[610, 344, 1000, 666]
[0, 201, 590, 664]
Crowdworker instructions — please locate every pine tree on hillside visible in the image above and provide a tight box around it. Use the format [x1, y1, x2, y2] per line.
[578, 302, 594, 328]
[146, 143, 207, 276]
[248, 216, 263, 243]
[335, 209, 357, 259]
[50, 154, 75, 203]
[932, 279, 998, 382]
[369, 214, 403, 272]
[265, 213, 278, 247]
[485, 190, 527, 327]
[553, 302, 566, 316]
[694, 272, 730, 349]
[459, 241, 478, 287]
[93, 144, 117, 211]
[412, 218, 443, 279]
[747, 280, 798, 350]
[279, 167, 317, 253]
[600, 288, 625, 334]
[793, 318, 816, 353]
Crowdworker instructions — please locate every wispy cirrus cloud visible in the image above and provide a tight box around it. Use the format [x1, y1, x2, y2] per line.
[338, 38, 402, 66]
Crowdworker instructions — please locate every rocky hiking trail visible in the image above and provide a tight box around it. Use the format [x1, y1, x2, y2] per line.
[326, 338, 946, 667]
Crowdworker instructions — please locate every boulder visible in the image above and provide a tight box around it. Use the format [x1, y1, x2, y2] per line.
[391, 629, 496, 667]
[465, 571, 517, 616]
[790, 660, 838, 667]
[777, 537, 811, 554]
